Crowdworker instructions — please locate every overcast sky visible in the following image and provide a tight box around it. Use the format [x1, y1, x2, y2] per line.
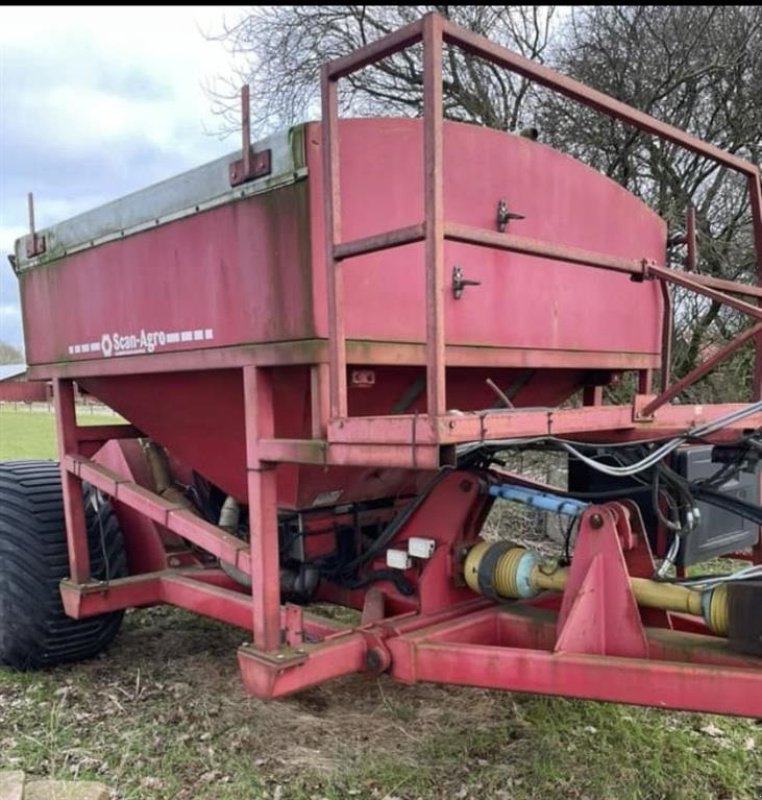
[0, 5, 248, 353]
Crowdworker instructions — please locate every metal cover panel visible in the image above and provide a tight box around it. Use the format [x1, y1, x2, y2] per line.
[674, 445, 759, 566]
[569, 445, 759, 566]
[308, 118, 666, 356]
[17, 118, 665, 368]
[13, 126, 307, 271]
[727, 580, 762, 657]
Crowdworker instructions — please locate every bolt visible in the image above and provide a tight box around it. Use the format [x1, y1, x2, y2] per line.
[276, 653, 285, 660]
[365, 647, 389, 673]
[168, 556, 180, 568]
[589, 513, 604, 530]
[459, 479, 473, 492]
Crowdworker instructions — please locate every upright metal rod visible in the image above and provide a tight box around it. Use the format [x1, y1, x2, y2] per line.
[659, 281, 673, 393]
[748, 174, 762, 565]
[440, 18, 755, 176]
[321, 66, 348, 419]
[641, 321, 762, 416]
[27, 192, 36, 238]
[241, 85, 252, 178]
[423, 14, 446, 417]
[749, 174, 762, 402]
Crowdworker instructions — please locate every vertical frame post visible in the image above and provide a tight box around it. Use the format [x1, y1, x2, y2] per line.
[746, 190, 762, 585]
[310, 363, 330, 438]
[659, 281, 673, 392]
[241, 85, 252, 179]
[243, 366, 281, 651]
[321, 65, 348, 419]
[637, 370, 653, 395]
[53, 378, 90, 583]
[749, 173, 762, 401]
[423, 14, 446, 418]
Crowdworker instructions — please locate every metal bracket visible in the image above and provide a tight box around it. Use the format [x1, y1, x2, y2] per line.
[229, 85, 272, 187]
[630, 258, 657, 284]
[632, 393, 656, 422]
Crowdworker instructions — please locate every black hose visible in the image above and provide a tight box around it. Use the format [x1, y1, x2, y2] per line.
[343, 569, 415, 596]
[692, 484, 762, 526]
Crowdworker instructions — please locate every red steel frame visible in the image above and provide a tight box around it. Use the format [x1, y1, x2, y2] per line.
[322, 13, 762, 431]
[51, 13, 762, 716]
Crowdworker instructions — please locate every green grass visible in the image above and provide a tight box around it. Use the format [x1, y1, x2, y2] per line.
[1, 613, 760, 800]
[0, 404, 122, 460]
[1, 408, 761, 799]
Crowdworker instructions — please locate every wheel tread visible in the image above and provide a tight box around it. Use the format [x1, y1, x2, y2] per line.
[0, 460, 127, 669]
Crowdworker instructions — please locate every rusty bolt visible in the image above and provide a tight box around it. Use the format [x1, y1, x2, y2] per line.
[589, 513, 604, 530]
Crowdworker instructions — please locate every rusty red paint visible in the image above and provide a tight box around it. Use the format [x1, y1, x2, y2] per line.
[749, 173, 762, 400]
[423, 13, 446, 418]
[243, 366, 281, 652]
[321, 66, 346, 419]
[14, 12, 762, 715]
[229, 86, 273, 187]
[92, 440, 184, 574]
[439, 17, 757, 178]
[54, 379, 91, 583]
[555, 505, 648, 658]
[641, 321, 762, 416]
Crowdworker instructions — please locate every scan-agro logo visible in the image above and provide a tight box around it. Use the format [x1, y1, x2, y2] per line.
[67, 327, 214, 358]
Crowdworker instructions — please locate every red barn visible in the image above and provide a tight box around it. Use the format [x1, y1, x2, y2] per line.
[0, 363, 48, 403]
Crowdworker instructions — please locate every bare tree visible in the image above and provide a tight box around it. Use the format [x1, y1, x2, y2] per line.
[210, 5, 762, 400]
[540, 6, 762, 399]
[209, 5, 557, 136]
[0, 341, 23, 364]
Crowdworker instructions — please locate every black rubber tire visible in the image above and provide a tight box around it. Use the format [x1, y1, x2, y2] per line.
[0, 460, 127, 669]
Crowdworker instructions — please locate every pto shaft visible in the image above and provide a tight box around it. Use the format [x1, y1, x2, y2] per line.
[463, 541, 729, 635]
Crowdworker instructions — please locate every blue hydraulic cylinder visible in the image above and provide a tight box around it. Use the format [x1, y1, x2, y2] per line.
[487, 483, 588, 517]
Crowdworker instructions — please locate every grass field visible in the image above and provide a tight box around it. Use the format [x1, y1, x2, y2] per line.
[1, 407, 761, 799]
[0, 404, 122, 460]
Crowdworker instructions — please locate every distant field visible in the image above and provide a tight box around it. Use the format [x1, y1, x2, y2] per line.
[0, 404, 121, 460]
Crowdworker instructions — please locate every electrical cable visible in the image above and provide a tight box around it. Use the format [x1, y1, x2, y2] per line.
[562, 515, 576, 566]
[457, 403, 762, 471]
[308, 466, 455, 590]
[667, 564, 762, 588]
[90, 489, 111, 586]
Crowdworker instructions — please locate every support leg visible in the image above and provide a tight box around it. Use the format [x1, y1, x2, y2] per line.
[243, 366, 281, 652]
[53, 378, 90, 583]
[556, 505, 648, 658]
